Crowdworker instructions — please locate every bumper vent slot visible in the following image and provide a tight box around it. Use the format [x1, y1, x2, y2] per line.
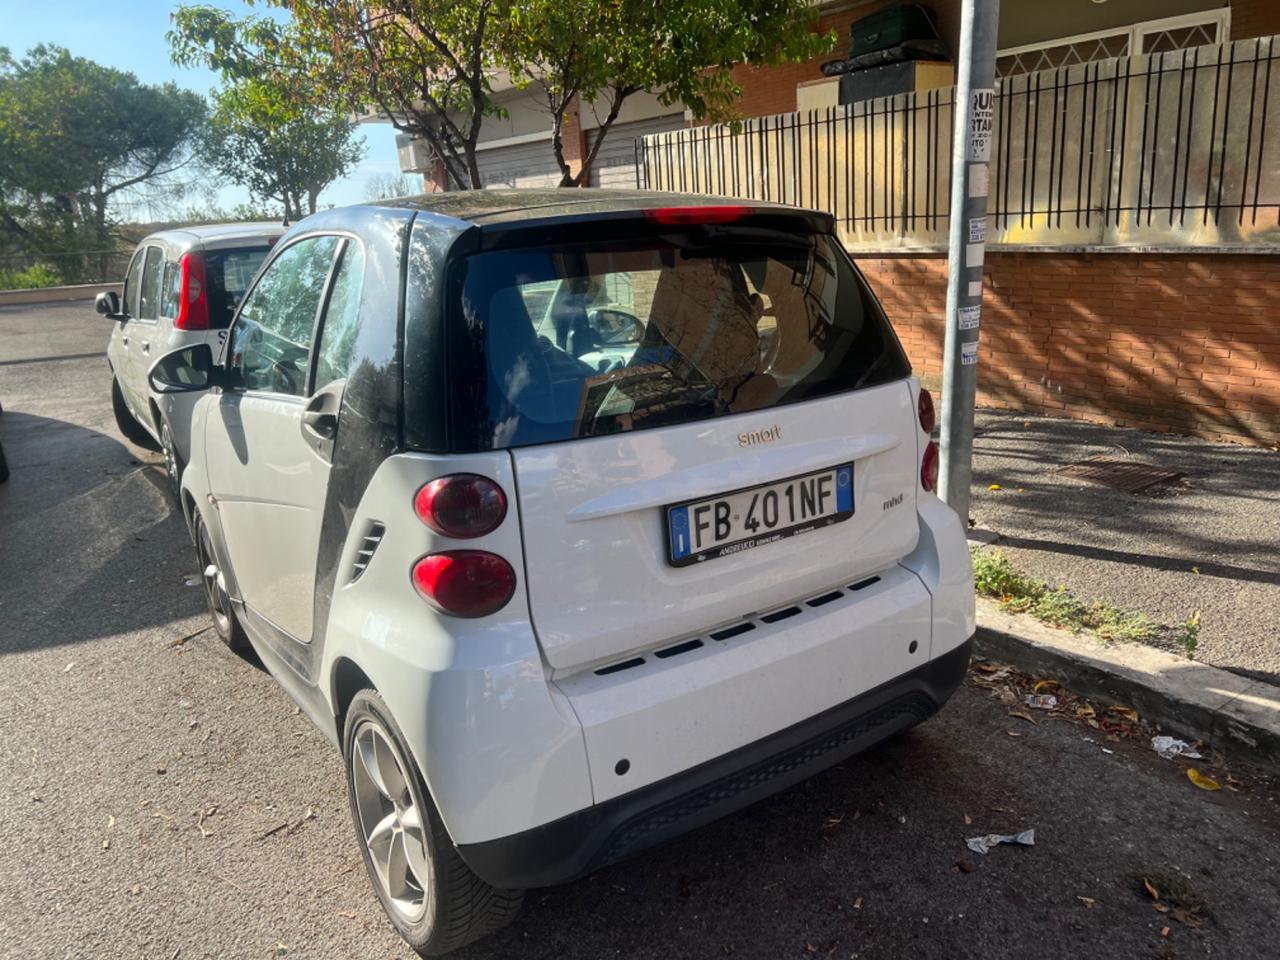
[596, 657, 646, 677]
[710, 622, 755, 642]
[591, 570, 890, 678]
[350, 522, 385, 583]
[761, 605, 802, 624]
[654, 639, 703, 660]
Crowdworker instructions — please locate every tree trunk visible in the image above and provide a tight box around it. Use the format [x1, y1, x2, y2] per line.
[307, 187, 319, 215]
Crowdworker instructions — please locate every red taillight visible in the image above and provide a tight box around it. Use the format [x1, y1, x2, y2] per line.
[643, 205, 752, 225]
[921, 440, 940, 492]
[918, 388, 936, 435]
[174, 253, 209, 331]
[414, 474, 507, 538]
[412, 551, 516, 618]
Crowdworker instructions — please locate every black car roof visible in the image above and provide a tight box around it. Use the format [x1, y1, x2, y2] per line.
[373, 189, 831, 229]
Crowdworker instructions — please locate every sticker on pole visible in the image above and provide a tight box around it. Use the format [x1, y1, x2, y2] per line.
[961, 340, 980, 365]
[968, 162, 990, 198]
[965, 242, 985, 268]
[958, 305, 981, 330]
[968, 217, 987, 243]
[968, 280, 984, 297]
[966, 89, 995, 162]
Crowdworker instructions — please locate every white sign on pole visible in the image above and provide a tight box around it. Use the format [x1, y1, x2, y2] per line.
[968, 217, 987, 243]
[965, 89, 995, 162]
[958, 305, 982, 330]
[961, 340, 980, 365]
[968, 162, 990, 198]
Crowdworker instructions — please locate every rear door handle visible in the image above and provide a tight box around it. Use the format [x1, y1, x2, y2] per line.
[141, 341, 150, 355]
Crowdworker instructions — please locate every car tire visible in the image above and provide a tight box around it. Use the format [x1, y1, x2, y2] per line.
[159, 418, 183, 504]
[192, 510, 249, 652]
[343, 689, 523, 956]
[111, 378, 159, 451]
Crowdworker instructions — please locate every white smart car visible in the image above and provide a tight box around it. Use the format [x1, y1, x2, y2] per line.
[97, 222, 284, 496]
[147, 191, 975, 955]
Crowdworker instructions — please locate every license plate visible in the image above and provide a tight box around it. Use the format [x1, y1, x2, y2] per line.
[665, 464, 854, 567]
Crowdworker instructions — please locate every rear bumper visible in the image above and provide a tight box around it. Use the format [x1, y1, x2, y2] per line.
[456, 636, 971, 889]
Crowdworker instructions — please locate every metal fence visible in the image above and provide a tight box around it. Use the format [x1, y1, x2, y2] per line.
[0, 249, 133, 289]
[636, 36, 1280, 250]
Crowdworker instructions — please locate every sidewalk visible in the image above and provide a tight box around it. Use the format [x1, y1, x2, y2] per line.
[967, 410, 1280, 684]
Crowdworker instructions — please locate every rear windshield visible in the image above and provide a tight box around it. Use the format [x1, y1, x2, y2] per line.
[183, 247, 271, 328]
[446, 229, 910, 450]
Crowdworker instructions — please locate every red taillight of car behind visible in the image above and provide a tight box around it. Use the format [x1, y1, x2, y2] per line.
[174, 253, 210, 330]
[918, 387, 936, 435]
[921, 440, 940, 492]
[414, 474, 507, 538]
[412, 551, 516, 618]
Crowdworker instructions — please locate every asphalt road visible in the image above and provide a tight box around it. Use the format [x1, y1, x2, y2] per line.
[2, 301, 1280, 960]
[969, 410, 1280, 682]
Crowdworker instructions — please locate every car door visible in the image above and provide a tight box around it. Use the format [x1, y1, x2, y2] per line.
[205, 233, 364, 651]
[110, 248, 146, 415]
[121, 245, 165, 424]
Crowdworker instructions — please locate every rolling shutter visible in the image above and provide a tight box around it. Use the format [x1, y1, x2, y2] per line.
[585, 114, 685, 188]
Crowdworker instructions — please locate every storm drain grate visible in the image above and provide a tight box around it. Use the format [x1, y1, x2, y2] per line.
[1057, 456, 1184, 494]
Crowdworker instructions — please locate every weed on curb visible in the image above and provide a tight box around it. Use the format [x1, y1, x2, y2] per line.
[971, 547, 1172, 646]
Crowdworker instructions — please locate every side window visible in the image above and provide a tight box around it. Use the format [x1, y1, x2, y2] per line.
[137, 246, 163, 321]
[227, 235, 340, 397]
[160, 260, 180, 319]
[123, 250, 145, 318]
[312, 242, 366, 392]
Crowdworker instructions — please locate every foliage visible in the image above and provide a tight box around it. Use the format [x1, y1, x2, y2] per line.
[0, 44, 206, 271]
[971, 548, 1159, 644]
[202, 79, 365, 219]
[363, 172, 421, 201]
[170, 0, 833, 189]
[509, 0, 834, 185]
[0, 262, 61, 291]
[1180, 610, 1202, 660]
[178, 200, 288, 224]
[171, 1, 502, 190]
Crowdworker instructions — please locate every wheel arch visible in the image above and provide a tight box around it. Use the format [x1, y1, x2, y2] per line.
[332, 656, 376, 744]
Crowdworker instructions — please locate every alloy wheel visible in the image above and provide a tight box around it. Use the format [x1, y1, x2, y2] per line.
[350, 720, 432, 922]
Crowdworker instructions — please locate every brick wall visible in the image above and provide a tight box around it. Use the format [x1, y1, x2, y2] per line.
[857, 252, 1280, 447]
[1231, 0, 1280, 40]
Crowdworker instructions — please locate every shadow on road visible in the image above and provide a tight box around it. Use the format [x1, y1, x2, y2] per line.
[0, 409, 205, 654]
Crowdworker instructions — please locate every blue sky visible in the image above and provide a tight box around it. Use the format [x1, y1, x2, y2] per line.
[0, 0, 404, 217]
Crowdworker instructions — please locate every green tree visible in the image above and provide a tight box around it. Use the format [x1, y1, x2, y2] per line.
[202, 80, 365, 220]
[0, 45, 205, 267]
[510, 0, 833, 186]
[169, 0, 831, 191]
[171, 1, 506, 190]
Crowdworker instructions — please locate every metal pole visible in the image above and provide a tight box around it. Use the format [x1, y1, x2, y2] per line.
[938, 0, 1001, 520]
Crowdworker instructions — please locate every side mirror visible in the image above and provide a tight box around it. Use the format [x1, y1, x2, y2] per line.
[95, 291, 122, 319]
[148, 343, 227, 394]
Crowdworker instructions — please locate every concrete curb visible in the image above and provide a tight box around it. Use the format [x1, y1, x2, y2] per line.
[0, 282, 119, 307]
[974, 597, 1280, 766]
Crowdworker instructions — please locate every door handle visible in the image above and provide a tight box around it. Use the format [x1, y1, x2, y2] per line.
[121, 335, 129, 347]
[141, 341, 150, 355]
[301, 409, 337, 440]
[300, 379, 345, 462]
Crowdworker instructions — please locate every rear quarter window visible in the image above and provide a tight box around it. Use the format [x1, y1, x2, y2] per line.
[206, 247, 271, 328]
[443, 228, 910, 451]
